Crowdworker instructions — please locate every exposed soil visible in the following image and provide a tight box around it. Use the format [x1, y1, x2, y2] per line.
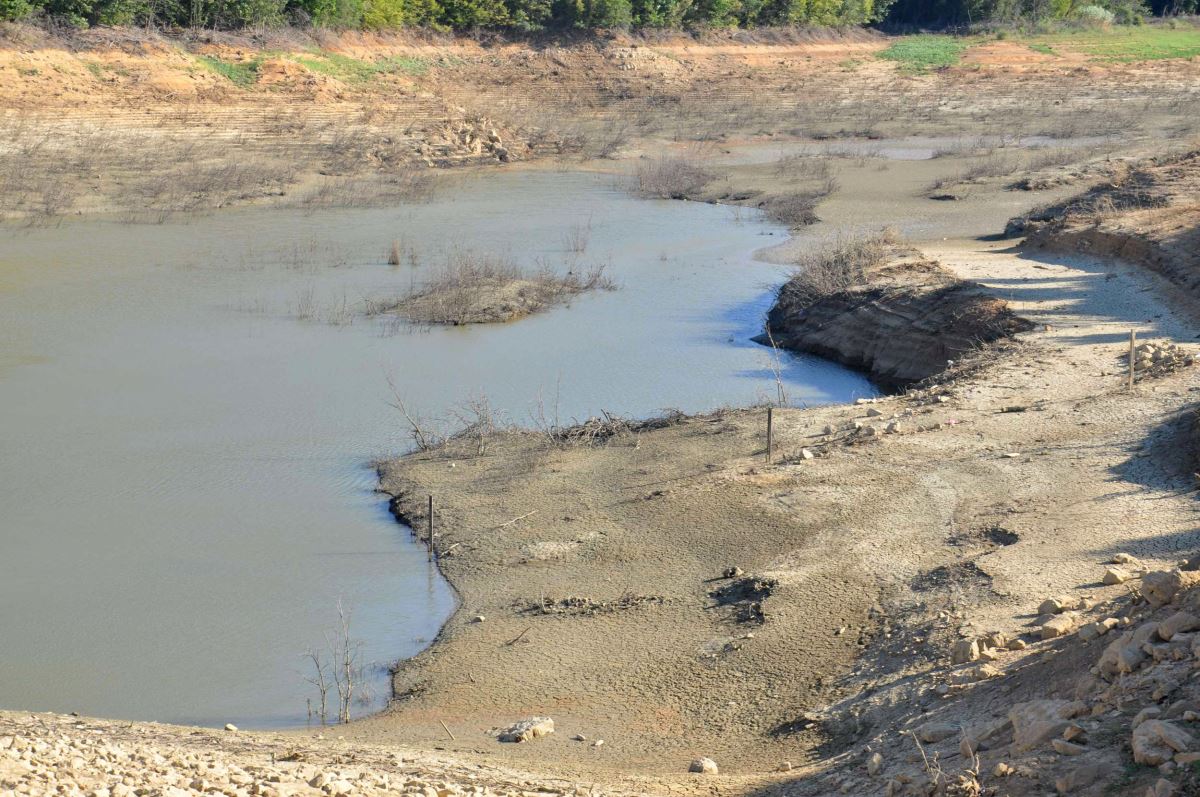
[763, 252, 1034, 390]
[6, 25, 1200, 797]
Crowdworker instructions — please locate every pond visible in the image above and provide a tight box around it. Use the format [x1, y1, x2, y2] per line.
[0, 169, 876, 728]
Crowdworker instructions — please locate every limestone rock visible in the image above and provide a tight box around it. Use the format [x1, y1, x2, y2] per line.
[1054, 761, 1119, 794]
[1042, 614, 1077, 639]
[1051, 738, 1087, 756]
[1103, 567, 1133, 585]
[1159, 611, 1200, 641]
[1039, 596, 1082, 615]
[1010, 700, 1069, 751]
[498, 717, 554, 743]
[688, 757, 718, 775]
[916, 722, 958, 743]
[1132, 720, 1194, 765]
[1143, 570, 1200, 608]
[951, 638, 980, 665]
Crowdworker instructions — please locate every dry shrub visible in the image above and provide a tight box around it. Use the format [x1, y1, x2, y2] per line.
[634, 155, 717, 199]
[389, 248, 615, 326]
[778, 231, 894, 309]
[763, 178, 839, 227]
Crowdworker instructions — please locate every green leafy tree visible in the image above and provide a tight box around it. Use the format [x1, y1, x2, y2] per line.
[0, 0, 35, 20]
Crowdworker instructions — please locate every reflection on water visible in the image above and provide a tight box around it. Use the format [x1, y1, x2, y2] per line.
[0, 170, 876, 728]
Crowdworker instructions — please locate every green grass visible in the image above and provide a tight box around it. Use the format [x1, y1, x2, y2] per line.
[1028, 42, 1057, 55]
[196, 55, 262, 87]
[292, 51, 429, 83]
[85, 61, 104, 79]
[1027, 24, 1200, 62]
[878, 35, 971, 72]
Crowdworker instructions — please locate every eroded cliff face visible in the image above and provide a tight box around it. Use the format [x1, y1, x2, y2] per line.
[762, 258, 1033, 391]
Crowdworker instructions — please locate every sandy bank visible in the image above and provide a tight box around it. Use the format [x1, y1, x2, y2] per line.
[359, 229, 1199, 788]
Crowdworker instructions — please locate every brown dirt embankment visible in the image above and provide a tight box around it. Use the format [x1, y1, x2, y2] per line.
[1010, 149, 1200, 302]
[761, 250, 1033, 391]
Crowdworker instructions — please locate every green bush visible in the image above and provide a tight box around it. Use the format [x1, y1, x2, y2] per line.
[0, 0, 33, 18]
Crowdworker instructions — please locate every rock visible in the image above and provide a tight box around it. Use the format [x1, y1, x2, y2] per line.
[472, 615, 486, 623]
[1147, 778, 1176, 797]
[885, 422, 903, 434]
[991, 762, 1013, 778]
[1175, 751, 1200, 764]
[916, 722, 958, 743]
[223, 724, 238, 732]
[1143, 570, 1200, 607]
[1099, 621, 1160, 677]
[498, 717, 554, 743]
[688, 757, 718, 775]
[866, 752, 882, 776]
[951, 638, 980, 665]
[800, 448, 814, 460]
[1051, 738, 1087, 756]
[1041, 614, 1077, 639]
[866, 408, 883, 417]
[1132, 720, 1194, 765]
[1159, 611, 1200, 641]
[982, 631, 1008, 649]
[1103, 566, 1133, 585]
[1007, 638, 1028, 651]
[1039, 596, 1082, 615]
[1054, 761, 1119, 794]
[950, 663, 1001, 684]
[1112, 553, 1141, 565]
[723, 567, 743, 578]
[1010, 700, 1069, 751]
[777, 761, 793, 772]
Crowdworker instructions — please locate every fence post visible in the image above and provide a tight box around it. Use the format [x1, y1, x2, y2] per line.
[766, 406, 774, 464]
[1129, 329, 1136, 391]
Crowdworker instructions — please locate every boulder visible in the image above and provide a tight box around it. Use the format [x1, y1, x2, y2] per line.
[1039, 596, 1083, 615]
[1158, 611, 1200, 641]
[1103, 567, 1133, 585]
[1010, 700, 1069, 751]
[916, 722, 958, 743]
[1042, 614, 1078, 639]
[1054, 761, 1119, 794]
[1132, 720, 1194, 766]
[1143, 570, 1200, 608]
[498, 717, 554, 743]
[1051, 739, 1087, 756]
[866, 752, 882, 777]
[951, 638, 980, 665]
[688, 757, 718, 775]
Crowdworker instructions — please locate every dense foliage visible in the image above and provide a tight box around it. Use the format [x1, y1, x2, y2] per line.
[0, 0, 1181, 39]
[0, 0, 894, 29]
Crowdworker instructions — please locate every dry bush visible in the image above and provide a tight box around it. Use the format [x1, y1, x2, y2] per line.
[387, 248, 615, 326]
[634, 155, 717, 199]
[763, 178, 838, 227]
[777, 231, 894, 309]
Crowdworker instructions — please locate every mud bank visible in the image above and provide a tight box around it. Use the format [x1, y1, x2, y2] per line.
[359, 235, 1199, 787]
[1010, 149, 1200, 302]
[760, 254, 1033, 391]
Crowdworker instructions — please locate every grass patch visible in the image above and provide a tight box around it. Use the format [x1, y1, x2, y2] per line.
[292, 52, 429, 83]
[1028, 24, 1200, 62]
[196, 55, 261, 87]
[878, 35, 970, 72]
[1028, 42, 1057, 55]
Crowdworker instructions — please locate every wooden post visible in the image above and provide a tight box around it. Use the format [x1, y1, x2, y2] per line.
[428, 494, 434, 561]
[766, 406, 774, 464]
[1129, 329, 1136, 390]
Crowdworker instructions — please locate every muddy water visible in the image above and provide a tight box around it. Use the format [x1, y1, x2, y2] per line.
[0, 170, 875, 728]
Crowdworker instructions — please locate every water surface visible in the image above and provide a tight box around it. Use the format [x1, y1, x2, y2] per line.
[0, 170, 875, 728]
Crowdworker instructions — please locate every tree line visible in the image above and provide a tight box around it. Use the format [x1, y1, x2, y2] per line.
[0, 0, 1189, 38]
